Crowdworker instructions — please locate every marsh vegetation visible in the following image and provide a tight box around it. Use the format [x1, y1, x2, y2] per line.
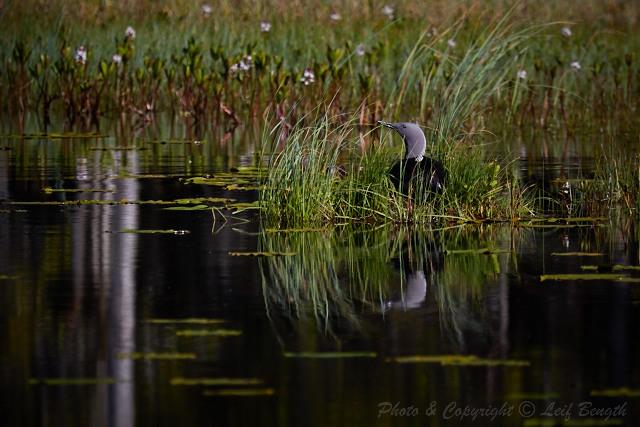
[1, 2, 639, 425]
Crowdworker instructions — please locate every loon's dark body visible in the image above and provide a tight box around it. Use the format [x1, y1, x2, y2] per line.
[379, 121, 446, 196]
[389, 157, 447, 195]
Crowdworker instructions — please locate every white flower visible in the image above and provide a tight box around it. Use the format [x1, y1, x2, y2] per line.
[112, 54, 122, 64]
[74, 46, 87, 65]
[561, 26, 572, 37]
[570, 60, 581, 71]
[330, 12, 341, 22]
[301, 68, 315, 85]
[447, 39, 457, 48]
[201, 3, 212, 17]
[125, 26, 136, 40]
[230, 55, 253, 74]
[382, 5, 394, 19]
[355, 43, 366, 57]
[260, 21, 271, 32]
[517, 69, 527, 80]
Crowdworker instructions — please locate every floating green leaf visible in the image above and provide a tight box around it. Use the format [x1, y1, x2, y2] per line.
[445, 248, 509, 255]
[283, 352, 377, 359]
[145, 318, 226, 325]
[551, 252, 604, 257]
[163, 205, 210, 211]
[43, 187, 115, 193]
[29, 377, 117, 385]
[387, 355, 530, 367]
[117, 352, 196, 360]
[590, 387, 640, 397]
[540, 274, 640, 283]
[203, 388, 275, 396]
[229, 251, 296, 257]
[176, 329, 242, 337]
[119, 229, 190, 235]
[170, 377, 263, 386]
[264, 228, 327, 233]
[506, 392, 560, 400]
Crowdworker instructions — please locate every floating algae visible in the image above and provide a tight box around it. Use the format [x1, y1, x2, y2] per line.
[581, 265, 640, 272]
[29, 377, 117, 385]
[283, 352, 377, 359]
[387, 355, 530, 367]
[0, 275, 19, 280]
[551, 252, 604, 257]
[540, 274, 640, 283]
[203, 388, 275, 397]
[228, 251, 296, 257]
[90, 147, 149, 152]
[116, 352, 197, 360]
[183, 176, 251, 186]
[445, 248, 510, 255]
[170, 377, 263, 386]
[162, 205, 210, 211]
[119, 229, 190, 235]
[181, 168, 265, 192]
[264, 228, 328, 233]
[506, 392, 561, 400]
[43, 187, 115, 193]
[145, 318, 226, 325]
[175, 329, 242, 337]
[1, 132, 108, 140]
[523, 418, 623, 426]
[122, 174, 186, 179]
[8, 196, 232, 207]
[226, 201, 263, 213]
[590, 387, 640, 397]
[145, 139, 205, 145]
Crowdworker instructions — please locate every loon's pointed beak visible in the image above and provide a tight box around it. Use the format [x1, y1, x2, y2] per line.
[378, 120, 395, 129]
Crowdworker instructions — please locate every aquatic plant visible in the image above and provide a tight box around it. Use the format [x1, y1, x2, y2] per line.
[261, 17, 537, 226]
[0, 1, 637, 135]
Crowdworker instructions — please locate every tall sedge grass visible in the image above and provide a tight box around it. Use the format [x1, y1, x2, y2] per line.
[260, 18, 537, 227]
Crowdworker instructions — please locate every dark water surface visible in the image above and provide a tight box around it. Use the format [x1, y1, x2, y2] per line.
[1, 133, 639, 426]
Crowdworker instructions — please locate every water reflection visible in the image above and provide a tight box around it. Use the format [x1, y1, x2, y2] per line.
[259, 226, 515, 354]
[1, 130, 639, 426]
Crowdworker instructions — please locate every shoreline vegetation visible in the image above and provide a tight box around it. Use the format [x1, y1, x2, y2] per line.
[1, 1, 638, 224]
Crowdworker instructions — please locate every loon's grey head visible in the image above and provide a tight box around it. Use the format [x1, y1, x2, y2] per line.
[379, 121, 426, 161]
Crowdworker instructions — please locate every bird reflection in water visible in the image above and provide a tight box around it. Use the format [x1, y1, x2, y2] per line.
[382, 231, 444, 312]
